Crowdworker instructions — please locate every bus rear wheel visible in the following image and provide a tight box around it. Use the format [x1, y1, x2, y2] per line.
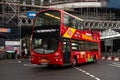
[93, 55, 97, 63]
[71, 57, 77, 67]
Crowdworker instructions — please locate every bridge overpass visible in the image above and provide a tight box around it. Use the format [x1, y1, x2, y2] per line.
[1, 0, 120, 58]
[1, 0, 120, 40]
[49, 0, 105, 9]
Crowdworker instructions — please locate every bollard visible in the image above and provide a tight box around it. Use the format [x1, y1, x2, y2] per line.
[111, 56, 114, 61]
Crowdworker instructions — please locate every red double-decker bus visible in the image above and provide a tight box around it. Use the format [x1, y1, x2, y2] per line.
[30, 9, 101, 67]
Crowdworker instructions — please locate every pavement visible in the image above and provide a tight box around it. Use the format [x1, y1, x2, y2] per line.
[102, 56, 120, 62]
[0, 58, 30, 64]
[1, 56, 120, 64]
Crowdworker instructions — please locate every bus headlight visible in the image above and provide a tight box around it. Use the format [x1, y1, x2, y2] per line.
[55, 52, 59, 56]
[54, 52, 59, 61]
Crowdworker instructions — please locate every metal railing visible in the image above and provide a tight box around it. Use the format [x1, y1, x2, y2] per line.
[102, 52, 120, 57]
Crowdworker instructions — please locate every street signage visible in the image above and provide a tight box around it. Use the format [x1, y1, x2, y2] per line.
[26, 11, 36, 19]
[0, 28, 11, 33]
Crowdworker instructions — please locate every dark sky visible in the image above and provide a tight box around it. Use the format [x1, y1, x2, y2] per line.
[107, 0, 120, 9]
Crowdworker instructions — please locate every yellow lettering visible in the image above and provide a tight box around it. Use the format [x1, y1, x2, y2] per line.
[82, 34, 93, 40]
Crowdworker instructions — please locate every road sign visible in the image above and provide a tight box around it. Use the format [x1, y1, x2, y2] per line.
[26, 11, 36, 19]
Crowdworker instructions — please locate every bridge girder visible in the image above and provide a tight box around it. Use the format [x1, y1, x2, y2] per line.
[83, 20, 120, 30]
[18, 16, 120, 30]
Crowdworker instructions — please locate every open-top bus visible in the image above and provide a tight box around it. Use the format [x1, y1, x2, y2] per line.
[30, 9, 101, 67]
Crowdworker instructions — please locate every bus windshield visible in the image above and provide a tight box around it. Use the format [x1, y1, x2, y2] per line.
[32, 38, 59, 54]
[32, 10, 60, 54]
[35, 10, 60, 26]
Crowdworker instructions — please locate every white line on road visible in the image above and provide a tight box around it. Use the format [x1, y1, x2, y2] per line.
[74, 67, 101, 80]
[113, 62, 120, 65]
[23, 64, 47, 67]
[109, 62, 120, 68]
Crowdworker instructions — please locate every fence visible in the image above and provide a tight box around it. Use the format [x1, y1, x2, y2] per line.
[102, 52, 120, 61]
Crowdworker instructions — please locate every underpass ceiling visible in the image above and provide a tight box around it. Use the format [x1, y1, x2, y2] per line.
[1, 0, 120, 39]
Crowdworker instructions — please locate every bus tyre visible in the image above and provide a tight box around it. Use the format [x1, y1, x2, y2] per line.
[93, 55, 97, 63]
[47, 64, 53, 68]
[71, 57, 77, 67]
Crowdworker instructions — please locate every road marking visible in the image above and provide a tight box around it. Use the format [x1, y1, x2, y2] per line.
[109, 62, 120, 67]
[23, 64, 47, 67]
[113, 62, 120, 65]
[74, 67, 101, 80]
[24, 64, 38, 66]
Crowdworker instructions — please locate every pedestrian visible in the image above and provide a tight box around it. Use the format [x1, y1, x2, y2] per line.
[24, 48, 28, 59]
[21, 49, 25, 58]
[15, 48, 18, 59]
[108, 48, 112, 56]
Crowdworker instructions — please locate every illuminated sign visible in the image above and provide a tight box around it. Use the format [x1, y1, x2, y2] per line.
[5, 41, 20, 45]
[82, 33, 93, 40]
[0, 28, 11, 33]
[45, 13, 60, 20]
[33, 26, 60, 38]
[26, 11, 36, 19]
[35, 29, 59, 33]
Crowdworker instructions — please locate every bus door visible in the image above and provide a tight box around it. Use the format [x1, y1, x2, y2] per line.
[63, 39, 71, 64]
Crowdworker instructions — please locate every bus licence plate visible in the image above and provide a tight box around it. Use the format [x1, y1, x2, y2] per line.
[41, 62, 48, 65]
[40, 59, 48, 64]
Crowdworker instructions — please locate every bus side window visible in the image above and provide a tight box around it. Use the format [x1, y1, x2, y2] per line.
[78, 41, 84, 51]
[69, 17, 76, 29]
[69, 17, 73, 27]
[64, 14, 69, 26]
